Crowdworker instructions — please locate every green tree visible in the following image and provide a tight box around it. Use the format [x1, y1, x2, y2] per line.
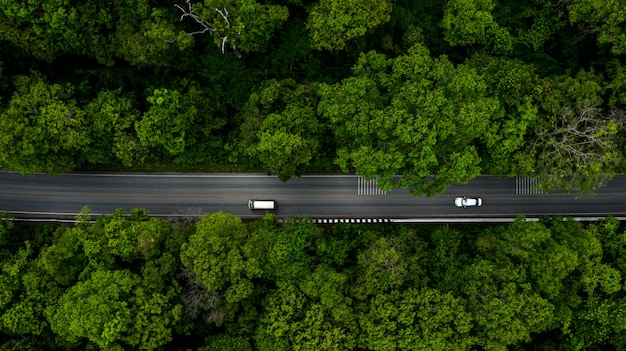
[113, 4, 193, 67]
[314, 224, 362, 269]
[79, 209, 172, 268]
[568, 0, 626, 55]
[465, 53, 541, 109]
[37, 227, 87, 286]
[456, 259, 554, 349]
[593, 216, 626, 276]
[256, 266, 357, 351]
[261, 219, 317, 284]
[0, 242, 49, 337]
[353, 237, 408, 298]
[511, 2, 566, 51]
[122, 254, 185, 350]
[240, 79, 322, 181]
[83, 89, 144, 167]
[135, 79, 228, 165]
[427, 226, 465, 292]
[0, 213, 13, 247]
[0, 0, 191, 66]
[199, 334, 253, 351]
[607, 60, 626, 109]
[136, 86, 198, 157]
[45, 269, 138, 348]
[358, 288, 475, 351]
[0, 72, 89, 174]
[500, 220, 579, 300]
[41, 209, 185, 350]
[569, 296, 626, 348]
[180, 212, 263, 323]
[318, 45, 499, 196]
[442, 0, 514, 54]
[0, 223, 70, 348]
[306, 0, 393, 51]
[177, 0, 289, 56]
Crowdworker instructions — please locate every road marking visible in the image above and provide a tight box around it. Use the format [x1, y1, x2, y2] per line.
[516, 176, 543, 194]
[357, 177, 387, 195]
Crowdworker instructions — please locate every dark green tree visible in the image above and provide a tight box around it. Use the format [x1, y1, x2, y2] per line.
[0, 0, 192, 66]
[83, 89, 144, 167]
[256, 266, 357, 351]
[567, 0, 626, 55]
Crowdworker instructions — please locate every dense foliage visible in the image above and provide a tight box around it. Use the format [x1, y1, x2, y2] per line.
[1, 211, 626, 350]
[0, 0, 625, 193]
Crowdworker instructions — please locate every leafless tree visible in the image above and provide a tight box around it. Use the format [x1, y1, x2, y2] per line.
[531, 103, 622, 192]
[534, 104, 618, 164]
[172, 0, 242, 58]
[177, 267, 225, 323]
[609, 108, 626, 130]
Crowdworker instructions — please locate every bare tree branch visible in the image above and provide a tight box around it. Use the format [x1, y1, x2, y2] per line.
[177, 267, 225, 322]
[215, 7, 230, 27]
[531, 102, 621, 192]
[173, 0, 242, 58]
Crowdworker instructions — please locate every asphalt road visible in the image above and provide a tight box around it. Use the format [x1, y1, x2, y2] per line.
[1, 171, 625, 220]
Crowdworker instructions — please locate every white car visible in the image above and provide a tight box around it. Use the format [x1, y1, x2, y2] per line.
[454, 197, 482, 208]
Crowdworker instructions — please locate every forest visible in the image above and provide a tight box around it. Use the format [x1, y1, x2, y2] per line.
[0, 0, 625, 194]
[1, 0, 626, 349]
[1, 210, 626, 350]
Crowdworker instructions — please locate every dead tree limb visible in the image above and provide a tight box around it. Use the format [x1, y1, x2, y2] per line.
[174, 0, 242, 58]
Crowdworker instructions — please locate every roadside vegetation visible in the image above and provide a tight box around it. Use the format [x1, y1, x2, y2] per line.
[0, 0, 625, 194]
[1, 210, 626, 350]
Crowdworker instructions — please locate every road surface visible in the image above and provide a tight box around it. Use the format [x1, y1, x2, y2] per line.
[1, 171, 625, 220]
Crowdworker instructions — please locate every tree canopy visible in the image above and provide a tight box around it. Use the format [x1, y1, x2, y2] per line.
[1, 0, 624, 193]
[1, 211, 626, 350]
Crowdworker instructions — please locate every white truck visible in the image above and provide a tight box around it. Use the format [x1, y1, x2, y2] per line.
[248, 200, 276, 210]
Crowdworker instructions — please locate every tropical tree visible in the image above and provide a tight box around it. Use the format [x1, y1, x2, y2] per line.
[45, 269, 139, 348]
[442, 0, 514, 54]
[0, 72, 89, 174]
[456, 259, 554, 349]
[318, 44, 499, 196]
[353, 237, 408, 298]
[175, 0, 289, 57]
[83, 89, 144, 167]
[256, 266, 357, 351]
[240, 79, 322, 181]
[261, 218, 317, 284]
[136, 87, 197, 157]
[567, 0, 626, 55]
[358, 288, 475, 351]
[306, 0, 393, 51]
[0, 0, 192, 66]
[180, 212, 263, 324]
